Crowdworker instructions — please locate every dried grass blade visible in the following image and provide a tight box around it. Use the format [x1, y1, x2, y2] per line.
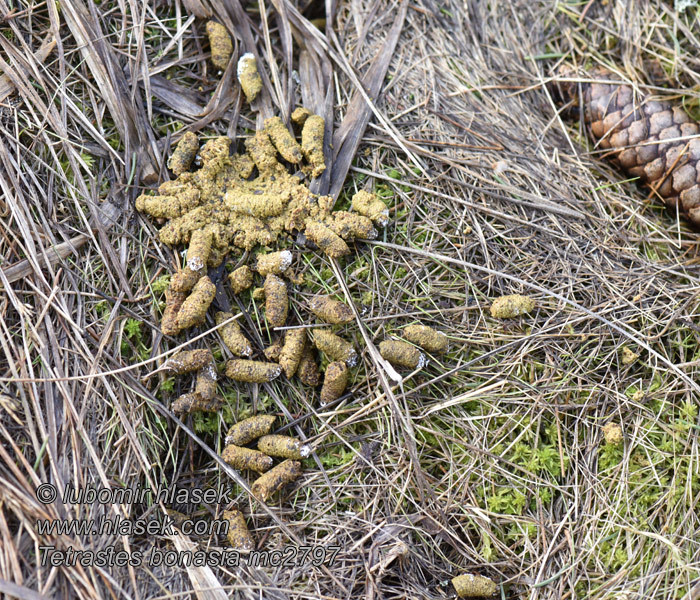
[148, 75, 205, 118]
[0, 34, 55, 103]
[0, 235, 90, 287]
[329, 1, 409, 199]
[60, 0, 157, 174]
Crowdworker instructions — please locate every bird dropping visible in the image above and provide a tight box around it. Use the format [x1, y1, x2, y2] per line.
[223, 509, 254, 552]
[225, 414, 276, 446]
[402, 324, 448, 353]
[258, 435, 311, 459]
[222, 444, 274, 473]
[320, 361, 349, 405]
[379, 340, 426, 369]
[251, 460, 302, 501]
[225, 359, 282, 383]
[215, 311, 252, 357]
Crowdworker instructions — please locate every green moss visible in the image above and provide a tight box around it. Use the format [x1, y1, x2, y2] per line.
[152, 274, 171, 294]
[486, 488, 526, 515]
[193, 411, 220, 435]
[124, 318, 141, 338]
[319, 445, 354, 469]
[121, 318, 150, 361]
[95, 300, 110, 320]
[159, 378, 175, 395]
[506, 522, 537, 545]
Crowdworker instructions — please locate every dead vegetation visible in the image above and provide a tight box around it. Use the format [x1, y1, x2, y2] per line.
[1, 1, 700, 599]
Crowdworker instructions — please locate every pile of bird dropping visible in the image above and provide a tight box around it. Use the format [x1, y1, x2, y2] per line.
[137, 111, 387, 340]
[218, 414, 309, 551]
[134, 34, 392, 418]
[139, 23, 461, 556]
[134, 24, 391, 550]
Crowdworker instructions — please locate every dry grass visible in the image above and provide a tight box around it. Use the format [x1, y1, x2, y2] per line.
[1, 0, 700, 598]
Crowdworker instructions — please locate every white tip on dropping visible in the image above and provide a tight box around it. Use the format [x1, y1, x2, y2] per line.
[346, 351, 358, 368]
[417, 353, 428, 369]
[188, 257, 204, 272]
[279, 250, 293, 272]
[236, 52, 255, 80]
[376, 210, 390, 227]
[365, 228, 378, 240]
[164, 357, 182, 371]
[299, 444, 311, 458]
[206, 364, 218, 381]
[271, 365, 282, 379]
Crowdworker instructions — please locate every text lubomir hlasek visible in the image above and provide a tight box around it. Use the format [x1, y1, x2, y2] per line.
[61, 482, 232, 505]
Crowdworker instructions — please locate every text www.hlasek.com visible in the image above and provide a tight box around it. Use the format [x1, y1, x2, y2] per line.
[36, 515, 224, 537]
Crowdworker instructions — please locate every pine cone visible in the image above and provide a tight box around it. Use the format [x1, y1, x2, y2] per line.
[552, 65, 700, 226]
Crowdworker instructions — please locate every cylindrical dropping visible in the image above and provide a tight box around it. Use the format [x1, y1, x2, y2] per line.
[296, 343, 320, 387]
[225, 359, 282, 383]
[225, 414, 276, 446]
[135, 195, 184, 219]
[402, 324, 448, 353]
[229, 265, 253, 295]
[305, 221, 350, 258]
[301, 114, 326, 177]
[195, 361, 217, 400]
[379, 340, 426, 369]
[264, 116, 303, 163]
[162, 288, 186, 336]
[257, 435, 311, 459]
[198, 136, 231, 165]
[158, 205, 212, 247]
[328, 211, 377, 241]
[223, 509, 254, 552]
[250, 459, 302, 501]
[320, 361, 349, 405]
[489, 294, 535, 318]
[255, 250, 293, 276]
[309, 296, 354, 324]
[221, 444, 274, 473]
[602, 422, 624, 445]
[237, 53, 263, 103]
[135, 188, 201, 218]
[176, 276, 216, 330]
[264, 274, 288, 328]
[164, 349, 213, 374]
[351, 190, 389, 227]
[279, 328, 306, 378]
[172, 393, 223, 414]
[167, 131, 199, 175]
[311, 329, 357, 366]
[206, 21, 233, 70]
[187, 228, 213, 272]
[224, 190, 286, 218]
[291, 107, 311, 126]
[170, 267, 201, 293]
[452, 574, 498, 598]
[215, 311, 252, 357]
[244, 130, 278, 172]
[264, 338, 283, 362]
